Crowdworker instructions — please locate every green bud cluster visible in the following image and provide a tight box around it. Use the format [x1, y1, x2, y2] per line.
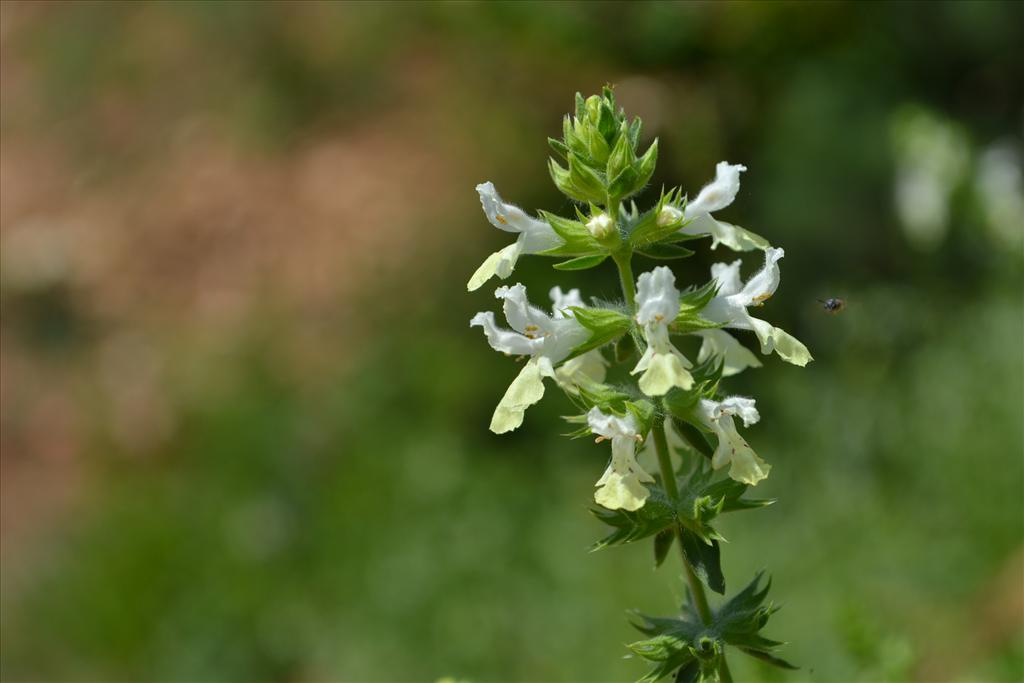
[548, 87, 658, 207]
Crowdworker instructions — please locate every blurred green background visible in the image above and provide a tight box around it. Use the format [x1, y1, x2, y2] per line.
[1, 2, 1022, 682]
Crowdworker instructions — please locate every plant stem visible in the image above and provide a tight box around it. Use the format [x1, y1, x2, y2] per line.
[650, 420, 713, 625]
[612, 252, 636, 311]
[652, 418, 734, 683]
[618, 251, 733, 683]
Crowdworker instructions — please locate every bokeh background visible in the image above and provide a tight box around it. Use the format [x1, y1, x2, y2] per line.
[1, 2, 1022, 682]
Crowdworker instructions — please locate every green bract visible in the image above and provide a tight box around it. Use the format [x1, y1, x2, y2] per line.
[467, 86, 811, 682]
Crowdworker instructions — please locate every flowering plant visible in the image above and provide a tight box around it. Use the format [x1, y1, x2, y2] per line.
[468, 88, 811, 682]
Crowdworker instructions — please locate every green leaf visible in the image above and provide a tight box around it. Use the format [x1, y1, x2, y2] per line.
[628, 614, 707, 683]
[678, 280, 719, 316]
[590, 487, 677, 549]
[615, 334, 636, 363]
[564, 306, 631, 359]
[553, 254, 607, 271]
[678, 529, 725, 594]
[654, 529, 674, 568]
[674, 660, 701, 683]
[637, 242, 695, 260]
[571, 306, 631, 334]
[569, 379, 631, 413]
[537, 209, 601, 255]
[626, 399, 657, 436]
[663, 356, 724, 413]
[739, 648, 799, 670]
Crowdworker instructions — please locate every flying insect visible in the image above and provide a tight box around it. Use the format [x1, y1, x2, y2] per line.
[818, 298, 846, 314]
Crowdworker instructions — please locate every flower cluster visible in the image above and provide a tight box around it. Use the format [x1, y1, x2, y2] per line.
[466, 88, 809, 682]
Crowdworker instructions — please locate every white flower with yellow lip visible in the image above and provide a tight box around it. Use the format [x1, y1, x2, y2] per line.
[701, 248, 812, 367]
[588, 408, 653, 511]
[631, 266, 694, 396]
[697, 396, 770, 485]
[467, 182, 561, 291]
[470, 284, 590, 434]
[658, 161, 769, 252]
[548, 286, 608, 390]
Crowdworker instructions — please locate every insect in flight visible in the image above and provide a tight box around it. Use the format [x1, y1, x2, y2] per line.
[817, 297, 846, 314]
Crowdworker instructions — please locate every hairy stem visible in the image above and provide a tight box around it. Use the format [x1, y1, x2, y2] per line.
[612, 252, 636, 311]
[651, 420, 713, 625]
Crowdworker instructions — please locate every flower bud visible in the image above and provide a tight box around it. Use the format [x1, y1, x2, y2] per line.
[656, 204, 683, 228]
[586, 212, 615, 240]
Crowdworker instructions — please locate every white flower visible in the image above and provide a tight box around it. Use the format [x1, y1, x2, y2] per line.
[470, 284, 590, 433]
[586, 212, 615, 240]
[697, 396, 770, 485]
[675, 162, 769, 251]
[548, 286, 608, 390]
[631, 266, 694, 396]
[588, 408, 653, 511]
[467, 182, 561, 291]
[701, 248, 812, 367]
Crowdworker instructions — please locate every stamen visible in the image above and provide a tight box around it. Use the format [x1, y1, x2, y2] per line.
[496, 214, 508, 224]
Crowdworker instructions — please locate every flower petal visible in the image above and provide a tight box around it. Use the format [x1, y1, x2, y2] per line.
[696, 329, 763, 376]
[635, 266, 680, 326]
[594, 468, 650, 511]
[738, 247, 784, 306]
[685, 162, 747, 216]
[467, 243, 520, 291]
[555, 350, 607, 391]
[496, 283, 552, 336]
[718, 396, 760, 427]
[470, 311, 540, 356]
[476, 181, 545, 235]
[489, 358, 547, 434]
[727, 447, 771, 486]
[549, 286, 584, 318]
[709, 259, 744, 297]
[637, 352, 694, 396]
[769, 327, 814, 366]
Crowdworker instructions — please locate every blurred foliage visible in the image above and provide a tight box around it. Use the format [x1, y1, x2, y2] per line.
[1, 1, 1022, 682]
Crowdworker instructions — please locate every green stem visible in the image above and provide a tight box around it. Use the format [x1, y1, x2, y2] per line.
[617, 244, 733, 683]
[612, 252, 636, 311]
[718, 656, 735, 683]
[652, 419, 734, 683]
[651, 420, 713, 626]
